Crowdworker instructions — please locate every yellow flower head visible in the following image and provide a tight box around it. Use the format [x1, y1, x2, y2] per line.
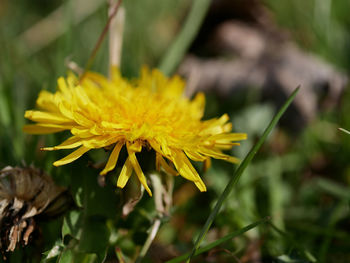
[24, 68, 246, 196]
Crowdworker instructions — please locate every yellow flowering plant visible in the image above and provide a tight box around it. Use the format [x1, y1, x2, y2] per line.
[24, 67, 247, 196]
[0, 0, 332, 257]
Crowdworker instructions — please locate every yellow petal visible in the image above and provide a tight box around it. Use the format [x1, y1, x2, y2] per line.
[67, 74, 79, 88]
[209, 133, 247, 141]
[101, 121, 129, 130]
[23, 124, 67, 134]
[191, 92, 205, 117]
[58, 101, 74, 120]
[148, 140, 162, 155]
[82, 135, 120, 148]
[42, 136, 82, 151]
[71, 127, 93, 138]
[72, 111, 95, 127]
[171, 150, 206, 192]
[158, 138, 172, 157]
[214, 142, 240, 150]
[184, 149, 206, 162]
[194, 181, 207, 192]
[203, 158, 211, 172]
[89, 125, 104, 135]
[200, 114, 231, 135]
[127, 140, 142, 152]
[24, 110, 73, 124]
[57, 77, 70, 97]
[117, 158, 133, 188]
[127, 144, 152, 196]
[36, 90, 59, 112]
[199, 147, 240, 163]
[110, 66, 122, 81]
[156, 153, 178, 176]
[53, 146, 90, 166]
[100, 141, 124, 175]
[74, 85, 91, 106]
[83, 71, 111, 88]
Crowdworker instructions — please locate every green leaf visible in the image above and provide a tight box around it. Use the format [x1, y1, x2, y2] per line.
[40, 241, 64, 263]
[186, 87, 300, 262]
[277, 254, 311, 263]
[58, 249, 73, 263]
[62, 210, 82, 241]
[59, 163, 120, 262]
[78, 216, 109, 257]
[58, 250, 99, 263]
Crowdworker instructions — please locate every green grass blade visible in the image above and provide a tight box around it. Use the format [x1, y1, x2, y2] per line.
[339, 127, 350, 135]
[186, 87, 300, 262]
[158, 0, 211, 76]
[316, 177, 350, 200]
[166, 217, 270, 263]
[319, 201, 347, 263]
[269, 222, 317, 262]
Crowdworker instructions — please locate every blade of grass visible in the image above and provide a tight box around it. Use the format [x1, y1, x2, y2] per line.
[158, 0, 211, 76]
[166, 217, 270, 263]
[269, 222, 317, 262]
[115, 247, 126, 263]
[319, 201, 347, 263]
[316, 177, 350, 200]
[186, 87, 300, 262]
[339, 127, 350, 135]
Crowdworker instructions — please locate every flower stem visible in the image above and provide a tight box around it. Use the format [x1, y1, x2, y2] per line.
[135, 218, 162, 263]
[134, 172, 174, 262]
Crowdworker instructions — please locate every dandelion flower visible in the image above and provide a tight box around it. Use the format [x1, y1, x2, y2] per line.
[24, 68, 246, 196]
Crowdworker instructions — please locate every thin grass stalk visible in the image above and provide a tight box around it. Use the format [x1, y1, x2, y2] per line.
[135, 218, 161, 263]
[80, 0, 122, 81]
[134, 173, 174, 263]
[186, 87, 300, 262]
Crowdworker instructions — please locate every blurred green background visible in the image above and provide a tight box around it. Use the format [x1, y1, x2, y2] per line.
[0, 0, 350, 262]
